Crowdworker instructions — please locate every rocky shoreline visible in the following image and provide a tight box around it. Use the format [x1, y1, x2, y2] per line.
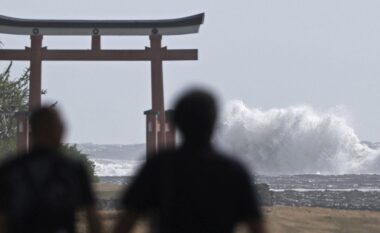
[271, 190, 380, 211]
[95, 183, 380, 211]
[97, 175, 380, 211]
[256, 183, 380, 211]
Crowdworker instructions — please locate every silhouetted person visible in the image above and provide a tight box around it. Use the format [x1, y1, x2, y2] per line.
[114, 90, 267, 233]
[0, 107, 102, 233]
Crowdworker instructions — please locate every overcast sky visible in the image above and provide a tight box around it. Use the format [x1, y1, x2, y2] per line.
[1, 0, 380, 144]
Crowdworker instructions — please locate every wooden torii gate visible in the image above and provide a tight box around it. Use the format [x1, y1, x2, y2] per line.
[0, 14, 204, 157]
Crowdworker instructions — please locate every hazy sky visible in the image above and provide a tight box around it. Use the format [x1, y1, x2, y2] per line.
[1, 0, 380, 144]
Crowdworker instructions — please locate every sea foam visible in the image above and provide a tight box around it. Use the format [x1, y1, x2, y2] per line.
[91, 159, 143, 176]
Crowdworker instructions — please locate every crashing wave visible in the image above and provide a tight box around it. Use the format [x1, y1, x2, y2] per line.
[90, 158, 143, 176]
[216, 100, 380, 175]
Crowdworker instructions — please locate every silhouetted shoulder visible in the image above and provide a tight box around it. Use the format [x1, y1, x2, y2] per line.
[0, 148, 88, 178]
[210, 149, 252, 172]
[141, 147, 254, 187]
[0, 148, 95, 213]
[169, 147, 252, 177]
[0, 151, 30, 178]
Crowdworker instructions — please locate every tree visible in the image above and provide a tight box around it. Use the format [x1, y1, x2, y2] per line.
[0, 63, 29, 156]
[61, 144, 99, 182]
[0, 62, 98, 181]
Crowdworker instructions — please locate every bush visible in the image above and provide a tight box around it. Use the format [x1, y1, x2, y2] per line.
[61, 144, 99, 182]
[0, 138, 16, 159]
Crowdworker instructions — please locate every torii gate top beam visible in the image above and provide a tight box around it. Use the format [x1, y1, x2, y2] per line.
[0, 13, 204, 36]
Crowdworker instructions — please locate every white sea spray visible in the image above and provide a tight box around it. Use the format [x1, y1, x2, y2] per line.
[216, 100, 380, 175]
[90, 159, 143, 176]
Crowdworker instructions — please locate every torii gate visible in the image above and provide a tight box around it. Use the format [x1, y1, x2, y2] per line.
[0, 14, 204, 157]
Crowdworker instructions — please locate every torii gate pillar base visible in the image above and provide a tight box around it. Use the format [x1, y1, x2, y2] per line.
[15, 111, 29, 153]
[144, 109, 176, 158]
[165, 110, 176, 150]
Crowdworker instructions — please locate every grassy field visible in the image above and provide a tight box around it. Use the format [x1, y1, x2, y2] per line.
[82, 184, 380, 233]
[263, 206, 380, 233]
[94, 183, 124, 199]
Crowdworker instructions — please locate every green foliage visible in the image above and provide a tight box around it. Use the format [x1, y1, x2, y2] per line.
[61, 144, 99, 182]
[0, 138, 16, 158]
[0, 63, 29, 156]
[0, 62, 98, 182]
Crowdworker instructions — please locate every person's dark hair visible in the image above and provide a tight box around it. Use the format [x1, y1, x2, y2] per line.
[174, 89, 217, 144]
[30, 107, 63, 137]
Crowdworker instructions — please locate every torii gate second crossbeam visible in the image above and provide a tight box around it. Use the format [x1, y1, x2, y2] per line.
[0, 13, 204, 157]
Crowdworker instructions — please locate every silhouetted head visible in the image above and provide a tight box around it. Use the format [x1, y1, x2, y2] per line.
[174, 89, 217, 146]
[30, 107, 65, 149]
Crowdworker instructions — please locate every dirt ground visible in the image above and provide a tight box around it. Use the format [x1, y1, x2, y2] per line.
[263, 206, 380, 233]
[77, 206, 380, 233]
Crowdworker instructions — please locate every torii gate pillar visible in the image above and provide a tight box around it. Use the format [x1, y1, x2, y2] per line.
[30, 35, 43, 110]
[149, 35, 167, 152]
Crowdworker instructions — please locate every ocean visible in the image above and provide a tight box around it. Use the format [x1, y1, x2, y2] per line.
[81, 101, 380, 210]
